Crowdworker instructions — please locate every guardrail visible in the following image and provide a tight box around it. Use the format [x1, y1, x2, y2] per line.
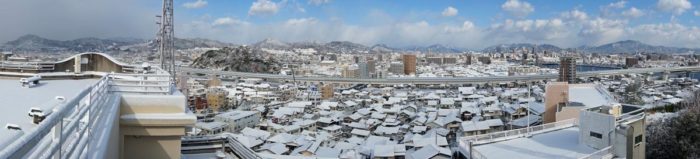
[462, 118, 577, 145]
[109, 73, 172, 95]
[0, 71, 173, 158]
[457, 140, 488, 159]
[577, 146, 613, 159]
[183, 134, 262, 159]
[0, 61, 55, 71]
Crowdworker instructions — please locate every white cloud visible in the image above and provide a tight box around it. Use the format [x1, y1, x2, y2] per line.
[501, 0, 534, 18]
[627, 23, 700, 48]
[441, 6, 458, 17]
[579, 18, 627, 45]
[249, 0, 280, 16]
[444, 21, 475, 33]
[622, 7, 645, 18]
[0, 0, 155, 42]
[183, 0, 207, 9]
[608, 1, 627, 9]
[600, 1, 627, 17]
[308, 0, 330, 6]
[561, 9, 589, 22]
[212, 17, 249, 26]
[179, 13, 700, 49]
[657, 0, 692, 15]
[285, 18, 318, 25]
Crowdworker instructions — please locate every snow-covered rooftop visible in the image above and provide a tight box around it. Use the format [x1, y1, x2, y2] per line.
[474, 127, 597, 159]
[568, 85, 615, 108]
[0, 79, 98, 147]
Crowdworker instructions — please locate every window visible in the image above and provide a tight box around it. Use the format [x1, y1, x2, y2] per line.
[635, 135, 643, 144]
[590, 131, 603, 139]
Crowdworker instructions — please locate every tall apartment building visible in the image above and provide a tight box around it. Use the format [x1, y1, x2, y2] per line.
[389, 62, 404, 75]
[559, 56, 577, 84]
[358, 62, 370, 78]
[342, 64, 360, 78]
[206, 88, 229, 112]
[625, 57, 639, 68]
[367, 60, 376, 77]
[478, 56, 491, 65]
[403, 54, 417, 75]
[443, 57, 457, 64]
[465, 54, 472, 65]
[321, 84, 334, 99]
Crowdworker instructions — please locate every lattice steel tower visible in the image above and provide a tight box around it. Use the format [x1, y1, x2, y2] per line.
[157, 0, 175, 80]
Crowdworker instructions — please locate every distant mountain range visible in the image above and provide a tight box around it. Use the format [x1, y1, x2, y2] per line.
[2, 34, 698, 54]
[0, 34, 236, 53]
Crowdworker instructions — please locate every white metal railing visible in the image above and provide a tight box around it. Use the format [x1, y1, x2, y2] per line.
[462, 118, 578, 145]
[458, 139, 488, 159]
[109, 73, 172, 95]
[577, 146, 613, 159]
[0, 71, 173, 158]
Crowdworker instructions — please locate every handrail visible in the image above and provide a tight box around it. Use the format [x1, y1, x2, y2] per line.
[0, 71, 174, 158]
[577, 146, 613, 159]
[462, 118, 577, 145]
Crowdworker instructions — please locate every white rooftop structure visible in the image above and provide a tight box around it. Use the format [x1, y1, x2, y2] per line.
[568, 84, 616, 108]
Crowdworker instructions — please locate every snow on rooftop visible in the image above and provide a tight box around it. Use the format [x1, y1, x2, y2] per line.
[568, 85, 615, 108]
[474, 127, 597, 159]
[0, 79, 97, 147]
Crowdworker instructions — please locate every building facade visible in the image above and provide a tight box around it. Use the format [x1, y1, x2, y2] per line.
[403, 54, 417, 75]
[559, 57, 577, 84]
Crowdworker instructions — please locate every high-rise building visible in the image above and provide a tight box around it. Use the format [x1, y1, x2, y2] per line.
[206, 88, 229, 112]
[321, 84, 334, 99]
[366, 60, 376, 78]
[342, 64, 360, 78]
[465, 54, 472, 65]
[625, 57, 639, 68]
[559, 57, 576, 84]
[426, 57, 443, 65]
[403, 54, 417, 75]
[358, 62, 370, 78]
[478, 56, 491, 65]
[389, 62, 404, 75]
[443, 57, 457, 64]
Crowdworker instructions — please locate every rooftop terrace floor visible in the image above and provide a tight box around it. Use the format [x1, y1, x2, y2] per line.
[0, 78, 97, 147]
[474, 127, 597, 159]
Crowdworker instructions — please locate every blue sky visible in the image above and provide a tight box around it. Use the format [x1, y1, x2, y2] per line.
[175, 0, 694, 26]
[1, 0, 699, 49]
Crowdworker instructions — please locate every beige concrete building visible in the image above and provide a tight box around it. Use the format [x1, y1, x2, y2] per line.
[402, 54, 417, 75]
[321, 84, 334, 99]
[544, 82, 617, 123]
[206, 88, 229, 112]
[544, 82, 568, 123]
[120, 92, 195, 159]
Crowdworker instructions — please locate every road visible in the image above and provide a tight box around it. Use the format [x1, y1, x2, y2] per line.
[179, 66, 700, 84]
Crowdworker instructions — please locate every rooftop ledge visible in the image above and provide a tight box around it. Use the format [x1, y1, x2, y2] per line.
[120, 113, 196, 127]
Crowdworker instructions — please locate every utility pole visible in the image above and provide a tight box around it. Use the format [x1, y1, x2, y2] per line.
[158, 0, 175, 82]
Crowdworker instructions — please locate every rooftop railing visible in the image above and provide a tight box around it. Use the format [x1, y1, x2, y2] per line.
[0, 70, 173, 158]
[461, 118, 578, 145]
[577, 146, 613, 159]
